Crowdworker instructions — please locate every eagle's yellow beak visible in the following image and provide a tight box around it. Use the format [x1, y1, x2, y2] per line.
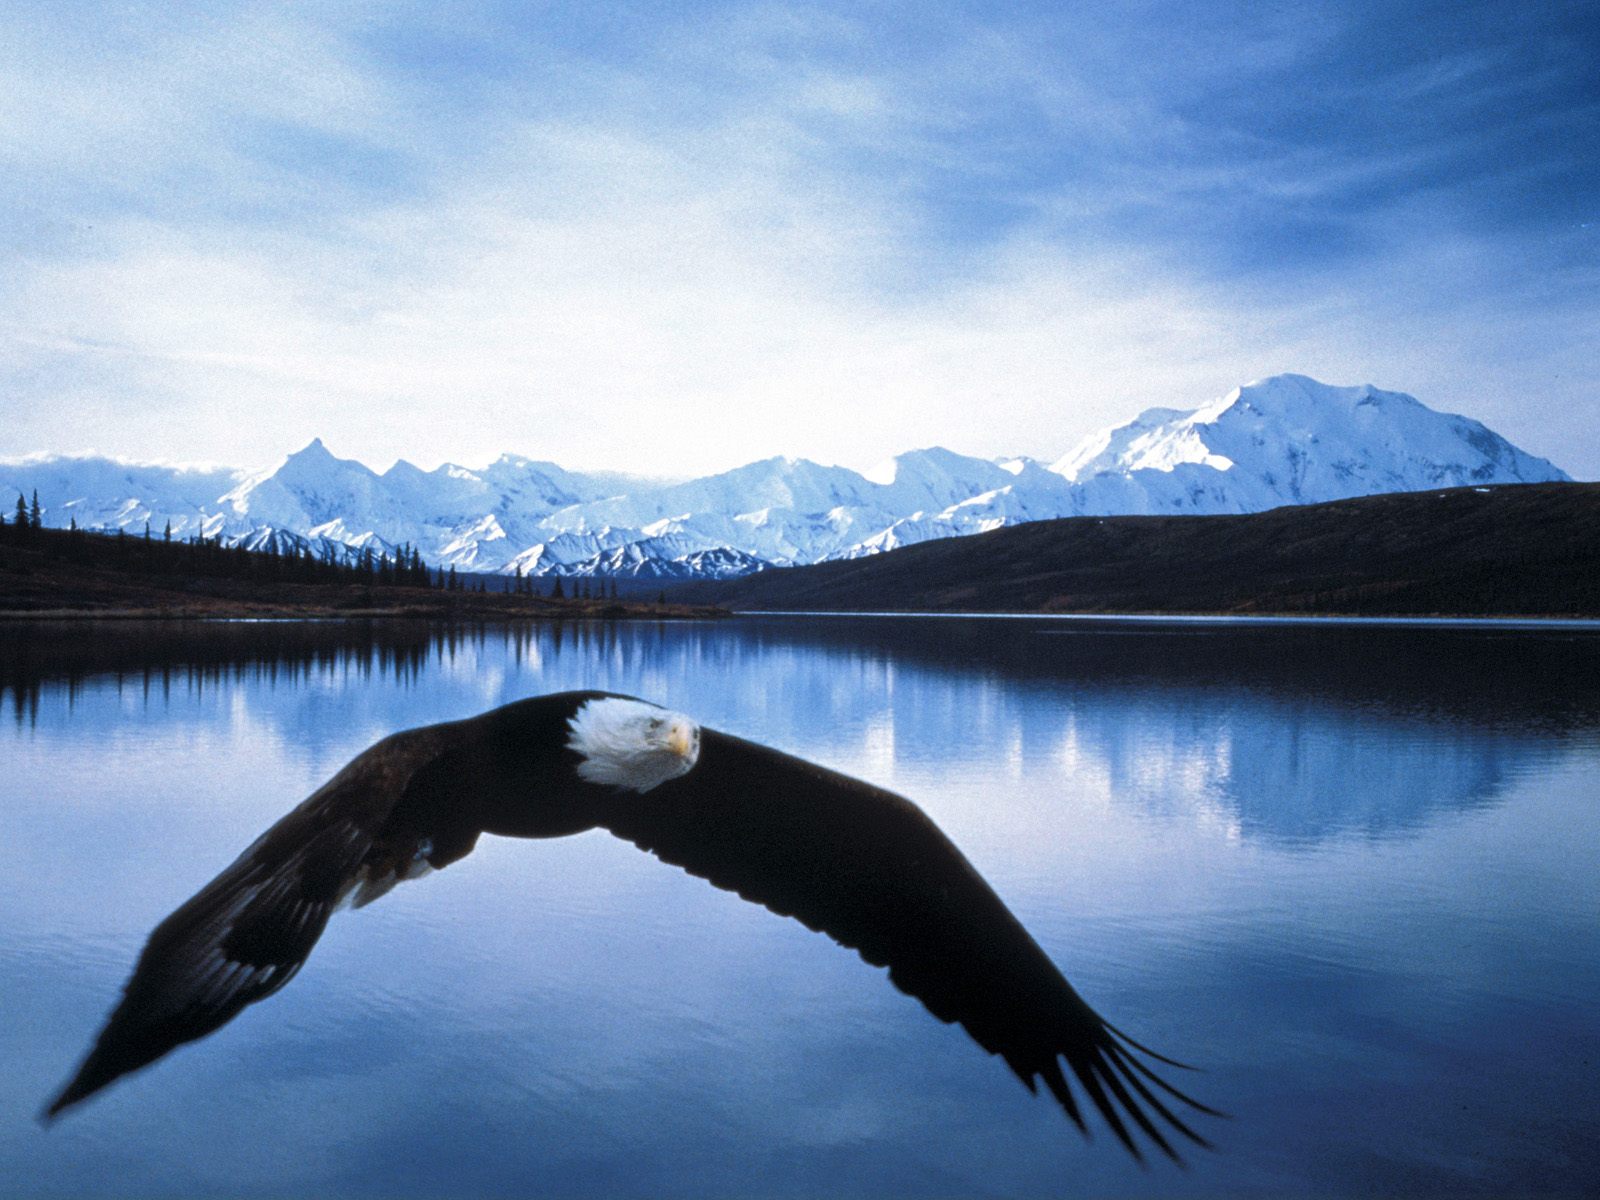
[666, 722, 694, 758]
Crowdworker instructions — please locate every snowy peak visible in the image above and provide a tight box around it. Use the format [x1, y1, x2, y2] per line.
[276, 438, 374, 480]
[221, 438, 389, 532]
[286, 436, 337, 462]
[865, 446, 984, 486]
[2, 373, 1573, 579]
[1050, 407, 1190, 480]
[701, 456, 871, 512]
[1050, 374, 1567, 514]
[863, 446, 1026, 511]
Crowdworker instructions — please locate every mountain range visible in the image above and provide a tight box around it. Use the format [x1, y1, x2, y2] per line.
[0, 375, 1569, 579]
[668, 482, 1600, 617]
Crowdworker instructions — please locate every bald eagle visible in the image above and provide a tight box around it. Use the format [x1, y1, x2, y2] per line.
[44, 691, 1217, 1160]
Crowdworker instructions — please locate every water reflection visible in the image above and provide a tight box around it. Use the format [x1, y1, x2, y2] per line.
[5, 616, 1600, 1198]
[4, 617, 1595, 846]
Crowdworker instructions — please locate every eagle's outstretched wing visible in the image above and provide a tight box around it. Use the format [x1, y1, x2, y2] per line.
[43, 722, 476, 1119]
[595, 728, 1218, 1161]
[46, 692, 1217, 1161]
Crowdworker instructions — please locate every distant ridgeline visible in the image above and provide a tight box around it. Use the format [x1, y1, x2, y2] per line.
[0, 507, 649, 617]
[1, 504, 432, 589]
[0, 375, 1571, 583]
[666, 483, 1600, 619]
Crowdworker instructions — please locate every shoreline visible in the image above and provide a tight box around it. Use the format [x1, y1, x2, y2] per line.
[5, 605, 1596, 626]
[736, 609, 1600, 628]
[0, 603, 728, 622]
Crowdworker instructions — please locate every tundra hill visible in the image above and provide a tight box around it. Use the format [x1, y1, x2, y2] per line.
[667, 483, 1600, 618]
[0, 523, 723, 621]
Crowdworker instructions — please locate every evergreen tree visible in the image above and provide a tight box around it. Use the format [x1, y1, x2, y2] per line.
[447, 565, 458, 591]
[15, 494, 28, 531]
[551, 576, 565, 599]
[163, 520, 172, 543]
[30, 489, 42, 529]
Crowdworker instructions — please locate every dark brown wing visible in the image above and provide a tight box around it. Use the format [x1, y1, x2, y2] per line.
[594, 728, 1218, 1161]
[43, 722, 473, 1119]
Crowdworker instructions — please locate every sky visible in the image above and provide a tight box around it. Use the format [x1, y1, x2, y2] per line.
[1, 0, 1595, 478]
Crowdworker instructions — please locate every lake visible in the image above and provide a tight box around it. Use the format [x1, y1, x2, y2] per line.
[3, 616, 1598, 1198]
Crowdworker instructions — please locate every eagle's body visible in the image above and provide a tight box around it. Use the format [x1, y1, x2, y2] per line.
[46, 691, 1214, 1160]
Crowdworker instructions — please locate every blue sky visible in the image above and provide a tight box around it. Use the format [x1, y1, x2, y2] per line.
[1, 1, 1594, 476]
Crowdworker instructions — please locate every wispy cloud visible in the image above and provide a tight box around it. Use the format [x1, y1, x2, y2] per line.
[1, 1, 1594, 476]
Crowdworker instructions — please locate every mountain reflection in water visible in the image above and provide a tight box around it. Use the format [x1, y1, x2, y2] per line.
[4, 616, 1599, 1198]
[4, 617, 1593, 847]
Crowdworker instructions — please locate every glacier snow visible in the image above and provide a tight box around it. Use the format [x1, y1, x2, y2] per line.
[1, 375, 1569, 579]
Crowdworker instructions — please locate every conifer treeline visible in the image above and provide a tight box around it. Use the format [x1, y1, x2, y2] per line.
[2, 499, 438, 589]
[1, 498, 635, 598]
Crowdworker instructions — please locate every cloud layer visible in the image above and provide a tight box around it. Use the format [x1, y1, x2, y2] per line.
[2, 1, 1595, 476]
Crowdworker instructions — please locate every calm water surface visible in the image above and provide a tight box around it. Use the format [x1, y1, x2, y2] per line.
[3, 617, 1598, 1198]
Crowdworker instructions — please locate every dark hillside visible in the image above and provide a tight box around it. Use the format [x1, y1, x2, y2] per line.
[0, 522, 721, 620]
[670, 483, 1600, 617]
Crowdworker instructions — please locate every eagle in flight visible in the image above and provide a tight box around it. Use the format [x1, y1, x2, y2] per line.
[46, 691, 1217, 1161]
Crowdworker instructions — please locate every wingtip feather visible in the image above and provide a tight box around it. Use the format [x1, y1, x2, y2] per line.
[1038, 1059, 1086, 1133]
[40, 1069, 99, 1124]
[1100, 1043, 1214, 1151]
[1067, 1055, 1144, 1163]
[1103, 1020, 1201, 1071]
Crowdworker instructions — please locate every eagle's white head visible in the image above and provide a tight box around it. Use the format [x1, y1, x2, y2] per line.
[565, 697, 701, 793]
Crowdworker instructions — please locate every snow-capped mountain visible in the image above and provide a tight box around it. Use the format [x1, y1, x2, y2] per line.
[0, 454, 245, 541]
[1048, 374, 1563, 514]
[228, 525, 403, 568]
[216, 438, 627, 565]
[0, 375, 1570, 579]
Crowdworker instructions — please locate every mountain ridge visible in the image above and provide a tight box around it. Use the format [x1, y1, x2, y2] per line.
[664, 483, 1600, 618]
[1, 375, 1570, 579]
